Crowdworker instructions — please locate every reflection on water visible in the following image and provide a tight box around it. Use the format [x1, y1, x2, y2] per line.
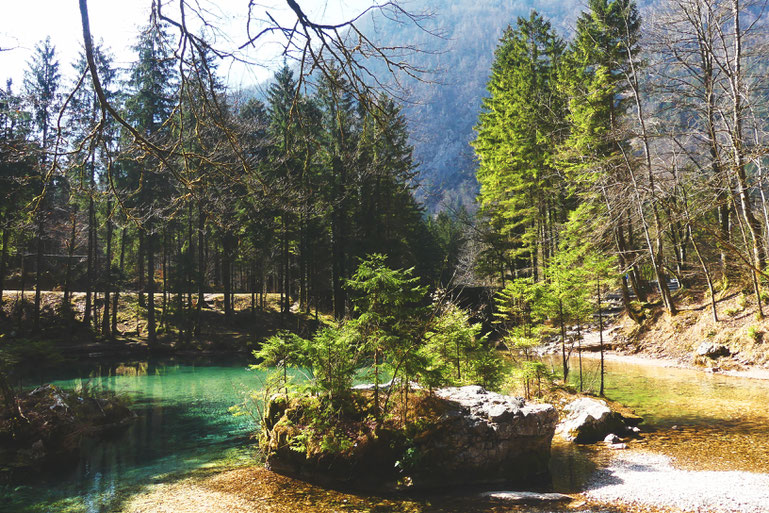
[2, 358, 263, 512]
[557, 355, 769, 472]
[3, 353, 769, 512]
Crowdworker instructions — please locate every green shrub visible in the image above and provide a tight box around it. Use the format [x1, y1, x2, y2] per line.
[419, 303, 502, 390]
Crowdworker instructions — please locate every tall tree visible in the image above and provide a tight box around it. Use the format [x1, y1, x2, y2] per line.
[23, 37, 60, 330]
[0, 81, 35, 314]
[124, 13, 177, 348]
[473, 12, 568, 285]
[316, 68, 359, 319]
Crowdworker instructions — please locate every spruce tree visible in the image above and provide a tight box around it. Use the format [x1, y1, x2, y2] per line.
[124, 13, 177, 348]
[23, 37, 60, 330]
[473, 12, 567, 284]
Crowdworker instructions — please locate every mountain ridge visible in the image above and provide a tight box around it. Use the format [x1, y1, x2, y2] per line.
[362, 0, 585, 211]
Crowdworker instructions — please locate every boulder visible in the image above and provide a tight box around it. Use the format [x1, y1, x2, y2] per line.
[695, 342, 730, 359]
[262, 385, 558, 490]
[557, 397, 630, 443]
[419, 386, 558, 487]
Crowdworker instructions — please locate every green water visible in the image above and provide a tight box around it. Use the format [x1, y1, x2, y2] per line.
[2, 357, 265, 513]
[562, 355, 769, 472]
[4, 354, 769, 512]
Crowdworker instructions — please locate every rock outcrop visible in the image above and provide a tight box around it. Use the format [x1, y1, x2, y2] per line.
[417, 386, 558, 487]
[695, 342, 731, 359]
[0, 384, 134, 468]
[557, 397, 640, 443]
[262, 385, 558, 491]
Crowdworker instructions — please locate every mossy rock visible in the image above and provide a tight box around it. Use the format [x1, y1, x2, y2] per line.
[261, 386, 558, 492]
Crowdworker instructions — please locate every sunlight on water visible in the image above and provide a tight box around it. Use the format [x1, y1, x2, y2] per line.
[4, 354, 768, 512]
[558, 355, 769, 472]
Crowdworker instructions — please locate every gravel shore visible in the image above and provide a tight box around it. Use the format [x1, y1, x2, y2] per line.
[583, 451, 769, 513]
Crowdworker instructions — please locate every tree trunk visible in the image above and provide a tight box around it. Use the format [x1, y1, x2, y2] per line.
[146, 228, 156, 348]
[196, 207, 205, 337]
[84, 157, 96, 328]
[559, 299, 569, 382]
[282, 216, 290, 315]
[223, 233, 232, 320]
[33, 213, 44, 331]
[138, 230, 145, 307]
[730, 0, 765, 273]
[0, 226, 7, 312]
[102, 200, 112, 337]
[63, 212, 77, 314]
[112, 226, 125, 335]
[186, 203, 194, 342]
[624, 35, 676, 315]
[161, 227, 168, 327]
[18, 241, 26, 324]
[598, 279, 605, 396]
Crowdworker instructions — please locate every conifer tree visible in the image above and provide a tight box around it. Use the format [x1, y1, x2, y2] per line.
[561, 0, 677, 316]
[23, 37, 60, 330]
[67, 43, 117, 326]
[473, 12, 567, 284]
[124, 13, 177, 348]
[0, 81, 35, 313]
[316, 68, 359, 319]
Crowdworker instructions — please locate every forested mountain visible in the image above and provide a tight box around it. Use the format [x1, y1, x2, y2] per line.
[360, 0, 585, 210]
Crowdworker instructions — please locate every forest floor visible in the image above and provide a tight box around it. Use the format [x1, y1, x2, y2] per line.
[0, 290, 328, 363]
[576, 280, 769, 379]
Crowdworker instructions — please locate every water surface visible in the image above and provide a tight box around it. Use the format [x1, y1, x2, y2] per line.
[4, 353, 769, 512]
[562, 355, 769, 472]
[3, 357, 264, 512]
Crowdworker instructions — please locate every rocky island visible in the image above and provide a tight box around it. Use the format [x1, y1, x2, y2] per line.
[262, 385, 558, 491]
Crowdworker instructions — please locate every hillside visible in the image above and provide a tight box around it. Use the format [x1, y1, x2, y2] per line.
[361, 0, 584, 211]
[612, 283, 769, 373]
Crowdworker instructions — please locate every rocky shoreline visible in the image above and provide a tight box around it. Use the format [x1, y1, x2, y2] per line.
[0, 384, 134, 470]
[583, 450, 769, 513]
[580, 350, 769, 381]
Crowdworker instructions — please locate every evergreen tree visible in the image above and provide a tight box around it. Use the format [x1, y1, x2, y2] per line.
[123, 13, 178, 348]
[473, 12, 567, 284]
[559, 0, 666, 318]
[266, 66, 304, 317]
[0, 81, 35, 313]
[316, 68, 359, 319]
[67, 43, 118, 326]
[23, 37, 60, 329]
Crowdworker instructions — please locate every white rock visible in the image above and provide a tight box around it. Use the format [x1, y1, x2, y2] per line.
[481, 491, 572, 503]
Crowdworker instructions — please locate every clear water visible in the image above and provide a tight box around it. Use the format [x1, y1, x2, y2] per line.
[2, 357, 265, 513]
[561, 355, 769, 472]
[4, 354, 768, 512]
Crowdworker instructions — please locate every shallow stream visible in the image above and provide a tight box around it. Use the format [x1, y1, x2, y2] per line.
[2, 354, 768, 512]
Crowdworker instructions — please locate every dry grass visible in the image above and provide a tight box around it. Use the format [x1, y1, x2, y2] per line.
[615, 282, 769, 369]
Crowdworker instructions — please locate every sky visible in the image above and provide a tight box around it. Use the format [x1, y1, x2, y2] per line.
[0, 0, 378, 92]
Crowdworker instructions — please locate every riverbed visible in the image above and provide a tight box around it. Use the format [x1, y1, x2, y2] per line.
[3, 354, 768, 512]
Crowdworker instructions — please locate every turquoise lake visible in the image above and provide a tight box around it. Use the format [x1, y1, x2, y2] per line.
[2, 357, 264, 513]
[4, 353, 769, 512]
